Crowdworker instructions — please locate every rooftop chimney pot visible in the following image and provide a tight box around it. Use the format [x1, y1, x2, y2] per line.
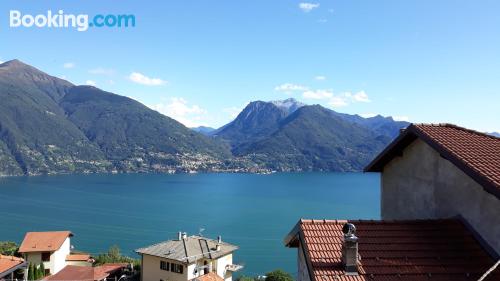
[217, 235, 222, 243]
[178, 232, 182, 240]
[341, 223, 359, 275]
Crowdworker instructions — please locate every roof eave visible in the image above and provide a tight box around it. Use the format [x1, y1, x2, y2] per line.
[364, 125, 417, 172]
[283, 220, 301, 247]
[364, 124, 500, 198]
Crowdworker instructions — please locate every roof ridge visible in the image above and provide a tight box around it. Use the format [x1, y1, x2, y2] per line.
[412, 123, 500, 140]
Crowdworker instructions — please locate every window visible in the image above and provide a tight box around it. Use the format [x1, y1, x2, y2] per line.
[171, 263, 183, 274]
[41, 252, 51, 262]
[160, 261, 169, 271]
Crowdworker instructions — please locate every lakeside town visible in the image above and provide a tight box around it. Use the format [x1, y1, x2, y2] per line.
[1, 123, 499, 281]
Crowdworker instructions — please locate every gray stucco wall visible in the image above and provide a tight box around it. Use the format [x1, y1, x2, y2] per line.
[381, 139, 500, 255]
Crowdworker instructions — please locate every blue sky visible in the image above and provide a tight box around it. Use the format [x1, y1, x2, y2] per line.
[1, 1, 499, 132]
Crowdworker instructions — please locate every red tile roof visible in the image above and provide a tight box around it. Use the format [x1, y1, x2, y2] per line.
[0, 255, 25, 275]
[66, 254, 92, 262]
[365, 123, 500, 197]
[19, 231, 72, 253]
[44, 264, 128, 281]
[192, 272, 224, 281]
[285, 219, 500, 281]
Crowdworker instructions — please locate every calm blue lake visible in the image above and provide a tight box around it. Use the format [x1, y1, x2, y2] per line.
[0, 173, 380, 277]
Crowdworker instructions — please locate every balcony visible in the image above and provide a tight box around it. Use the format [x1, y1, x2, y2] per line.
[225, 264, 243, 272]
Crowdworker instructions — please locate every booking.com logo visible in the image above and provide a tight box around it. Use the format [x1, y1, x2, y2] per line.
[9, 10, 135, 31]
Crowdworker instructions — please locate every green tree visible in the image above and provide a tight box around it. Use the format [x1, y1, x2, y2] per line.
[34, 264, 41, 280]
[94, 245, 137, 266]
[39, 262, 46, 278]
[0, 241, 18, 256]
[237, 276, 256, 281]
[28, 263, 34, 281]
[265, 270, 293, 281]
[108, 245, 121, 260]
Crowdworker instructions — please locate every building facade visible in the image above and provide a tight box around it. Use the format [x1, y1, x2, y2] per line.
[18, 231, 73, 275]
[136, 233, 242, 281]
[365, 123, 500, 254]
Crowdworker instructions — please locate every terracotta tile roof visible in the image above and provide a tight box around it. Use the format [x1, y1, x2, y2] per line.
[365, 123, 500, 197]
[66, 254, 92, 262]
[192, 272, 224, 281]
[44, 264, 128, 281]
[19, 231, 72, 253]
[93, 263, 128, 280]
[0, 255, 25, 275]
[285, 219, 500, 281]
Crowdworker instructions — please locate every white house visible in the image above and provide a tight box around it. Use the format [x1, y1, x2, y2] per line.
[136, 232, 242, 281]
[18, 231, 73, 276]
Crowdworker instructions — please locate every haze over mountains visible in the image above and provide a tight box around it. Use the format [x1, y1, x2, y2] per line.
[0, 60, 409, 176]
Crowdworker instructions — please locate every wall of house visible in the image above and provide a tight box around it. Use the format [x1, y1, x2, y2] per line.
[51, 237, 71, 274]
[214, 254, 232, 281]
[381, 138, 500, 255]
[24, 237, 71, 275]
[297, 243, 311, 281]
[141, 254, 188, 281]
[25, 252, 42, 268]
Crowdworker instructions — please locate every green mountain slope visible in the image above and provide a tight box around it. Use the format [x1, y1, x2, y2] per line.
[0, 60, 109, 175]
[232, 105, 392, 171]
[59, 86, 232, 172]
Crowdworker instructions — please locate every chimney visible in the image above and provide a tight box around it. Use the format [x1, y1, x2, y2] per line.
[178, 232, 182, 240]
[217, 235, 222, 244]
[341, 223, 359, 275]
[182, 232, 188, 240]
[216, 244, 221, 251]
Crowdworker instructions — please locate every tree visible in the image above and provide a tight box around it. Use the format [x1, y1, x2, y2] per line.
[94, 245, 137, 266]
[39, 262, 46, 278]
[0, 241, 19, 256]
[265, 270, 293, 281]
[108, 245, 121, 260]
[28, 263, 34, 281]
[34, 264, 41, 280]
[237, 276, 256, 281]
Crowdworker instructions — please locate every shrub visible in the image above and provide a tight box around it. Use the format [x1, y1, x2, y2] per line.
[265, 270, 293, 281]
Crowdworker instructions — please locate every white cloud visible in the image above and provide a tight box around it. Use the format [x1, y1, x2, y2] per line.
[303, 89, 333, 99]
[314, 75, 326, 81]
[150, 97, 207, 127]
[275, 83, 308, 92]
[329, 96, 349, 107]
[129, 72, 167, 86]
[393, 116, 410, 122]
[63, 62, 75, 69]
[299, 2, 320, 12]
[0, 58, 4, 64]
[359, 113, 378, 118]
[328, 8, 334, 13]
[352, 91, 371, 102]
[89, 67, 115, 76]
[108, 80, 115, 85]
[85, 80, 96, 86]
[302, 89, 371, 108]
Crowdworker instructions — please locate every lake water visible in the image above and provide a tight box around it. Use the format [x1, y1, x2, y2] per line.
[0, 173, 380, 277]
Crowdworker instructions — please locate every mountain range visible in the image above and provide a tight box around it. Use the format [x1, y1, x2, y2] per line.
[0, 59, 408, 176]
[212, 99, 408, 171]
